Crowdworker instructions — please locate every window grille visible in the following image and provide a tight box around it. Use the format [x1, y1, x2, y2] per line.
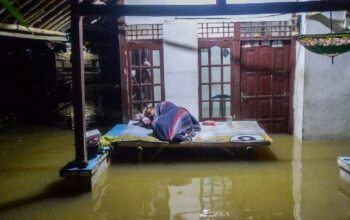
[240, 21, 292, 37]
[125, 24, 163, 40]
[198, 22, 234, 38]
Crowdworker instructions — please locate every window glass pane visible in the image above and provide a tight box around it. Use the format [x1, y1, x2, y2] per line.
[212, 102, 221, 118]
[153, 68, 161, 84]
[202, 102, 209, 118]
[223, 66, 230, 82]
[211, 46, 221, 65]
[261, 40, 270, 46]
[224, 101, 231, 117]
[154, 86, 161, 101]
[272, 40, 284, 47]
[211, 67, 221, 83]
[201, 48, 208, 65]
[142, 103, 153, 111]
[132, 103, 141, 115]
[130, 50, 139, 66]
[211, 84, 221, 99]
[132, 86, 141, 101]
[152, 50, 160, 66]
[142, 86, 152, 101]
[141, 68, 151, 83]
[131, 68, 140, 84]
[201, 67, 209, 83]
[223, 84, 231, 99]
[223, 48, 231, 64]
[141, 48, 151, 66]
[202, 85, 209, 101]
[242, 41, 252, 48]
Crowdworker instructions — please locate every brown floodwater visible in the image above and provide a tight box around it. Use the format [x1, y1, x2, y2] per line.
[1, 125, 350, 220]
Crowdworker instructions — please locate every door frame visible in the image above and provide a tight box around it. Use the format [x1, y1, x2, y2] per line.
[198, 39, 234, 121]
[198, 23, 296, 133]
[240, 39, 292, 133]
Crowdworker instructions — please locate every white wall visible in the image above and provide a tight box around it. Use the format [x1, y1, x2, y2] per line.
[296, 11, 350, 140]
[163, 23, 199, 119]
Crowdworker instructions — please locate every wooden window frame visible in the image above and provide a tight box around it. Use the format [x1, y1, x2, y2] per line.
[126, 40, 165, 119]
[198, 39, 234, 121]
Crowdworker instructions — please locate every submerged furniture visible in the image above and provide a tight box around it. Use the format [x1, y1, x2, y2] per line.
[59, 146, 111, 190]
[338, 157, 350, 196]
[338, 157, 350, 174]
[103, 121, 272, 161]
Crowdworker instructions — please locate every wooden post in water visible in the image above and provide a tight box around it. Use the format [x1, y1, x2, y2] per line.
[71, 0, 87, 167]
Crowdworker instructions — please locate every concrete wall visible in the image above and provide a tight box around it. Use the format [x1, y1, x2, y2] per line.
[296, 11, 350, 140]
[163, 23, 199, 119]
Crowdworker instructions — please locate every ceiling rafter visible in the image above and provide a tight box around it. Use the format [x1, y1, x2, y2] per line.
[25, 0, 58, 24]
[37, 4, 70, 29]
[43, 10, 71, 31]
[28, 0, 68, 27]
[22, 1, 45, 19]
[48, 15, 71, 31]
[0, 0, 32, 22]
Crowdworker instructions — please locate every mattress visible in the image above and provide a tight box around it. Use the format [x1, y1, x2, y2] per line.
[101, 121, 273, 147]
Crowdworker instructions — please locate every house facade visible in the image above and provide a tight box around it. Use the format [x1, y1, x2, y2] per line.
[118, 0, 350, 140]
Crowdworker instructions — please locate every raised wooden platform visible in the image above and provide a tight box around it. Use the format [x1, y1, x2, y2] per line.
[105, 121, 272, 161]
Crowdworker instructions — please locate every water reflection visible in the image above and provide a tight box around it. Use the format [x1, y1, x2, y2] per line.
[102, 159, 294, 220]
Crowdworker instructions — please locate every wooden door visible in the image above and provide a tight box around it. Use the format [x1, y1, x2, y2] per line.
[240, 40, 290, 133]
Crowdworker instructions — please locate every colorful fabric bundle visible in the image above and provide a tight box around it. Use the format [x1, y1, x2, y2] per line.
[152, 101, 201, 142]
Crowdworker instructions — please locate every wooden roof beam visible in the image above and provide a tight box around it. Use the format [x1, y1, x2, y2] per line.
[0, 22, 66, 36]
[29, 0, 68, 27]
[0, 0, 17, 16]
[0, 30, 67, 41]
[22, 0, 46, 18]
[0, 0, 32, 21]
[38, 4, 70, 29]
[25, 0, 59, 25]
[49, 16, 71, 31]
[0, 22, 67, 41]
[74, 0, 350, 16]
[55, 20, 71, 32]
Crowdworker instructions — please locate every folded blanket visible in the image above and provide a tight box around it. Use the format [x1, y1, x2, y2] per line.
[152, 101, 201, 142]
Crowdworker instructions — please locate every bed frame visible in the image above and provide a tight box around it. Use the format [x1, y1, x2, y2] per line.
[104, 121, 272, 161]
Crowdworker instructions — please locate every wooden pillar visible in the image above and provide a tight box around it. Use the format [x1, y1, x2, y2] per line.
[232, 22, 241, 120]
[71, 0, 87, 167]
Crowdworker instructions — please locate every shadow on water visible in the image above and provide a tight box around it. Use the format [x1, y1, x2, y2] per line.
[110, 146, 278, 164]
[0, 179, 88, 211]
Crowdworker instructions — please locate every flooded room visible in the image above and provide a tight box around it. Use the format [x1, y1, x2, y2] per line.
[1, 0, 350, 219]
